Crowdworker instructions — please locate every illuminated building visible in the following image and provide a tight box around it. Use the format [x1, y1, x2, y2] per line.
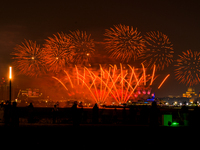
[17, 88, 42, 101]
[182, 87, 200, 103]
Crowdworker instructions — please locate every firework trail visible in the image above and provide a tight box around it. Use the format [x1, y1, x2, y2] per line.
[174, 49, 200, 86]
[67, 30, 95, 66]
[42, 32, 74, 73]
[12, 40, 46, 77]
[158, 74, 170, 89]
[140, 31, 174, 70]
[104, 24, 145, 62]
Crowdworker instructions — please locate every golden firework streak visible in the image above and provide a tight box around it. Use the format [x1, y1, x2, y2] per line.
[141, 63, 146, 86]
[150, 64, 156, 85]
[52, 76, 68, 91]
[64, 70, 74, 88]
[158, 74, 170, 89]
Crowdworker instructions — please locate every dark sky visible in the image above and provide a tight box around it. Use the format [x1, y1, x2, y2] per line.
[0, 0, 200, 97]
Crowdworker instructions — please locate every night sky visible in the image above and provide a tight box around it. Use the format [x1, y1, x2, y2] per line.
[1, 0, 200, 97]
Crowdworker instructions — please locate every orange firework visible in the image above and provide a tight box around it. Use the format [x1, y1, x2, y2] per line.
[174, 49, 200, 86]
[67, 30, 95, 66]
[140, 31, 174, 70]
[104, 24, 145, 62]
[12, 40, 47, 77]
[52, 63, 168, 104]
[42, 32, 74, 73]
[158, 74, 170, 89]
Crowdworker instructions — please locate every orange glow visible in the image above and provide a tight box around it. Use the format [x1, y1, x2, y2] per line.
[85, 67, 99, 99]
[124, 65, 135, 102]
[64, 70, 74, 88]
[75, 65, 79, 85]
[102, 67, 111, 100]
[100, 65, 103, 101]
[77, 77, 98, 103]
[158, 74, 170, 89]
[103, 70, 121, 102]
[124, 75, 143, 102]
[103, 67, 111, 101]
[95, 74, 119, 103]
[120, 64, 124, 102]
[81, 67, 86, 86]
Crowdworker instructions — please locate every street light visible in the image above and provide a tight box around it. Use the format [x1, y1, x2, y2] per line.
[9, 66, 12, 104]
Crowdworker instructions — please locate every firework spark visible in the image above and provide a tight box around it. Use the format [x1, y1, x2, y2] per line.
[67, 30, 95, 65]
[140, 31, 174, 70]
[42, 32, 74, 73]
[104, 24, 145, 62]
[12, 40, 46, 77]
[174, 49, 200, 86]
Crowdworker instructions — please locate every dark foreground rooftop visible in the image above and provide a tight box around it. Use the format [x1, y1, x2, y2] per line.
[0, 123, 197, 149]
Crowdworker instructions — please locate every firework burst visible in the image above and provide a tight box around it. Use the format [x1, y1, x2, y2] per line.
[174, 49, 200, 86]
[67, 30, 95, 65]
[140, 31, 174, 70]
[42, 32, 74, 73]
[12, 40, 46, 77]
[104, 24, 145, 62]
